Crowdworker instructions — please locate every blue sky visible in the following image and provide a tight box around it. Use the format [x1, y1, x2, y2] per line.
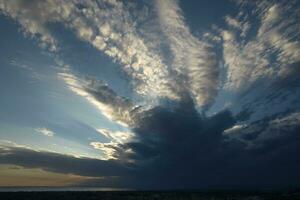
[0, 14, 129, 159]
[0, 0, 300, 189]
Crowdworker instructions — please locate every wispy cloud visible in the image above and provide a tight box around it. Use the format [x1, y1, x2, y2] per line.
[0, 0, 179, 102]
[221, 0, 300, 93]
[224, 112, 300, 149]
[58, 72, 134, 126]
[0, 0, 222, 109]
[91, 128, 134, 160]
[35, 127, 55, 137]
[90, 141, 119, 160]
[96, 128, 133, 144]
[0, 0, 58, 51]
[155, 0, 219, 108]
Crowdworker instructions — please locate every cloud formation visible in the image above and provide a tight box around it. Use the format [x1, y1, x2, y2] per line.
[0, 0, 223, 109]
[58, 72, 136, 126]
[0, 0, 58, 51]
[2, 100, 300, 189]
[0, 144, 129, 177]
[155, 0, 219, 108]
[1, 0, 300, 190]
[221, 0, 300, 93]
[0, 0, 179, 102]
[35, 127, 55, 137]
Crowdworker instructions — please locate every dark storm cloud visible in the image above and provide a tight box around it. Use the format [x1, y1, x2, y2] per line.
[0, 145, 129, 177]
[115, 99, 238, 189]
[68, 86, 300, 189]
[125, 97, 234, 164]
[1, 95, 300, 189]
[84, 95, 300, 189]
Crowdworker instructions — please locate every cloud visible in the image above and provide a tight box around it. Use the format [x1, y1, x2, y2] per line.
[1, 93, 300, 189]
[221, 0, 300, 94]
[225, 15, 250, 37]
[0, 0, 58, 51]
[58, 72, 136, 126]
[1, 0, 298, 113]
[35, 127, 55, 137]
[224, 112, 300, 150]
[222, 59, 300, 125]
[223, 124, 246, 135]
[0, 144, 129, 178]
[96, 128, 133, 144]
[155, 0, 219, 108]
[0, 0, 180, 102]
[0, 0, 223, 110]
[116, 103, 300, 189]
[3, 99, 299, 189]
[90, 141, 119, 160]
[1, 0, 300, 190]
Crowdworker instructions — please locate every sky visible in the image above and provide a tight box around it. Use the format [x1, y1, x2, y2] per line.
[0, 0, 300, 190]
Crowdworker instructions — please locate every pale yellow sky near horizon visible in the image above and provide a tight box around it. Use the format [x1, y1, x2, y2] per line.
[0, 164, 94, 187]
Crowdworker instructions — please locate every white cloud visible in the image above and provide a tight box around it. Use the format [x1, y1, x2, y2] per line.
[58, 72, 134, 127]
[225, 15, 250, 37]
[221, 1, 300, 93]
[0, 0, 59, 51]
[223, 124, 247, 135]
[35, 127, 55, 137]
[155, 0, 219, 108]
[90, 141, 118, 160]
[96, 128, 133, 144]
[0, 0, 179, 102]
[225, 16, 241, 29]
[2, 0, 299, 119]
[60, 0, 180, 102]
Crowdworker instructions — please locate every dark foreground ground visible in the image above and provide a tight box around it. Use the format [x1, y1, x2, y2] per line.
[1, 190, 300, 200]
